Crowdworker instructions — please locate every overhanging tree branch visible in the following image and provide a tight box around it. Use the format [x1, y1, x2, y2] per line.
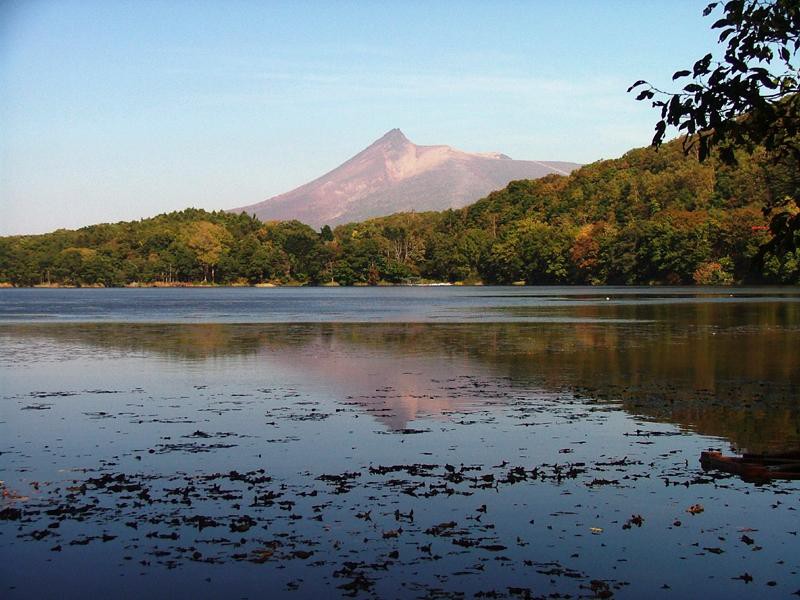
[629, 0, 799, 165]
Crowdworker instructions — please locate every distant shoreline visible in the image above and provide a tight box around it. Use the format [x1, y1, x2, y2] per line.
[2, 281, 794, 289]
[0, 281, 472, 289]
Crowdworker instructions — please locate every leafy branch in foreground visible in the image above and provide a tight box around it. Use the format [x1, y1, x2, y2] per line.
[629, 0, 799, 166]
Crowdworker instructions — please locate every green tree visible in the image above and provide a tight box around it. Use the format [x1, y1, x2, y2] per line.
[264, 220, 325, 282]
[425, 234, 470, 282]
[638, 211, 716, 283]
[514, 219, 574, 284]
[481, 237, 523, 284]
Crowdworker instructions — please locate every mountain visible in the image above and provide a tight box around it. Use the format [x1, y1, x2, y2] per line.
[231, 129, 580, 229]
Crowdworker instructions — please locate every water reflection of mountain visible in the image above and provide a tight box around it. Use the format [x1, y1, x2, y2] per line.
[1, 299, 798, 451]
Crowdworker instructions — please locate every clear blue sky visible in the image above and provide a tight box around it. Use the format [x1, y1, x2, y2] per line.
[0, 0, 720, 235]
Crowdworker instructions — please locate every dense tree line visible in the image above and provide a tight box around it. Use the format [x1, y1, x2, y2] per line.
[1, 137, 798, 287]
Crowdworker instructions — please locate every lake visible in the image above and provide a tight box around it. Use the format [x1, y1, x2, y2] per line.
[1, 287, 799, 598]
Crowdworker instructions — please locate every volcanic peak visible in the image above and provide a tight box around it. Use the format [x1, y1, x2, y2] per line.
[231, 130, 580, 228]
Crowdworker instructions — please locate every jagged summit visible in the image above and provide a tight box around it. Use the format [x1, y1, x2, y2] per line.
[231, 130, 580, 228]
[378, 128, 409, 144]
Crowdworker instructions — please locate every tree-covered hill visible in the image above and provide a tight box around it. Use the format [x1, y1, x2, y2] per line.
[1, 136, 798, 287]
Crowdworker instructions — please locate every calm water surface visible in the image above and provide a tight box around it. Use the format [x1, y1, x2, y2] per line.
[1, 285, 799, 322]
[1, 287, 799, 598]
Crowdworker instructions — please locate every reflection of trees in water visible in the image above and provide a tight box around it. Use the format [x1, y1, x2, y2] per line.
[2, 300, 798, 451]
[1, 323, 269, 361]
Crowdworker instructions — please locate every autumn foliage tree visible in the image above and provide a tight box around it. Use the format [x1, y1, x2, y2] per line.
[182, 221, 231, 283]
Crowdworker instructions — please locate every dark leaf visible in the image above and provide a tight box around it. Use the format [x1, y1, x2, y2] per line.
[653, 120, 667, 141]
[730, 57, 748, 72]
[627, 80, 647, 92]
[673, 69, 692, 80]
[693, 54, 713, 76]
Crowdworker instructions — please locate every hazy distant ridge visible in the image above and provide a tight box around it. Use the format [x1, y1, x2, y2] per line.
[231, 129, 580, 228]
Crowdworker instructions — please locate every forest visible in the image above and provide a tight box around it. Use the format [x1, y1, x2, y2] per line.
[1, 136, 798, 287]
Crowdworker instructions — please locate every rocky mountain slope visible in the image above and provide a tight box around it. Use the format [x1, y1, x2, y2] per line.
[232, 129, 579, 228]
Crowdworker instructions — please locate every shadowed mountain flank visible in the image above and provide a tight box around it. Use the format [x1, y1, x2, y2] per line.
[232, 129, 580, 228]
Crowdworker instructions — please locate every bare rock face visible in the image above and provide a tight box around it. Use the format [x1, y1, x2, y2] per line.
[232, 129, 580, 228]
